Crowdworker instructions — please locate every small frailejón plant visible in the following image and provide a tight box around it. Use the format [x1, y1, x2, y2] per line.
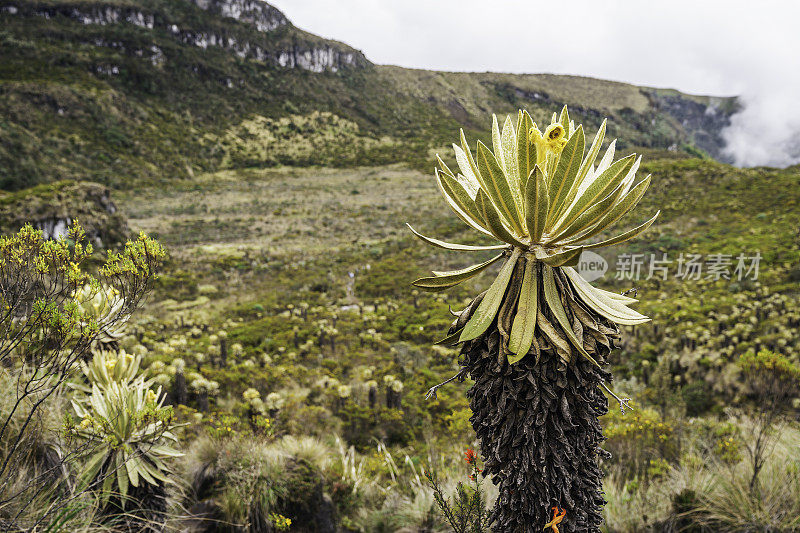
[68, 350, 181, 527]
[410, 108, 658, 532]
[73, 283, 128, 351]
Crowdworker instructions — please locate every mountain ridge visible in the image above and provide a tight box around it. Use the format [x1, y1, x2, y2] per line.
[0, 0, 738, 191]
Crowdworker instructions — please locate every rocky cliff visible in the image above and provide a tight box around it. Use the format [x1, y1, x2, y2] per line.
[191, 0, 288, 32]
[0, 0, 367, 72]
[650, 92, 739, 161]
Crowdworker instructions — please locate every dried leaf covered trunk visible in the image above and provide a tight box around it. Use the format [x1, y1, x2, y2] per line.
[452, 260, 620, 532]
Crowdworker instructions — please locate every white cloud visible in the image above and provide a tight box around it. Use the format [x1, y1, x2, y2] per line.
[270, 0, 800, 167]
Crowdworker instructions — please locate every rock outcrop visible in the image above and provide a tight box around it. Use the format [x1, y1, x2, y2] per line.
[651, 93, 738, 160]
[190, 0, 288, 32]
[0, 181, 128, 247]
[1, 0, 367, 72]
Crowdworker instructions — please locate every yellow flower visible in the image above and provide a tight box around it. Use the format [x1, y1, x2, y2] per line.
[544, 123, 567, 145]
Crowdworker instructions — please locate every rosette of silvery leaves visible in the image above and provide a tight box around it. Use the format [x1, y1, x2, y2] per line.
[73, 283, 128, 346]
[409, 106, 659, 366]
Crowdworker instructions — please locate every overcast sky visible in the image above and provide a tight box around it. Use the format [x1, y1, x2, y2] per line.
[270, 0, 800, 167]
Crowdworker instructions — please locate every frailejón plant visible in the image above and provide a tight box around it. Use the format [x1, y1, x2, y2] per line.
[69, 350, 181, 514]
[410, 107, 658, 532]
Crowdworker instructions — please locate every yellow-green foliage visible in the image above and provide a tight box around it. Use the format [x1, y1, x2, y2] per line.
[270, 513, 292, 531]
[69, 380, 180, 505]
[603, 403, 674, 478]
[0, 221, 164, 353]
[604, 405, 672, 442]
[739, 348, 800, 380]
[73, 283, 128, 345]
[0, 221, 167, 528]
[208, 111, 396, 169]
[68, 346, 181, 507]
[412, 107, 656, 364]
[1, 223, 97, 341]
[80, 349, 141, 389]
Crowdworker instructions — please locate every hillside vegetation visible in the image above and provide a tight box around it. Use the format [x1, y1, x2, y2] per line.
[2, 154, 799, 530]
[1, 0, 735, 190]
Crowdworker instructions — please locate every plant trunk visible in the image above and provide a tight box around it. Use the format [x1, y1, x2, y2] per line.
[99, 471, 167, 532]
[220, 338, 228, 367]
[174, 370, 187, 406]
[454, 266, 619, 533]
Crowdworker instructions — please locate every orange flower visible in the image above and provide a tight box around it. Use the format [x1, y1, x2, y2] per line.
[544, 506, 566, 532]
[464, 448, 478, 465]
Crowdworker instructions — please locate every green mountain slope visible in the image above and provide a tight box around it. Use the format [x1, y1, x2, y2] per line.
[0, 0, 737, 190]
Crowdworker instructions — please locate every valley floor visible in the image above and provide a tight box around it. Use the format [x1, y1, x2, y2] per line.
[102, 162, 800, 531]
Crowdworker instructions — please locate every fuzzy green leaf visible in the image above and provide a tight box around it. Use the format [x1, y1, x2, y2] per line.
[598, 288, 638, 304]
[559, 154, 636, 230]
[501, 116, 521, 204]
[101, 467, 115, 504]
[80, 449, 108, 490]
[458, 129, 483, 188]
[126, 453, 140, 487]
[116, 453, 129, 504]
[538, 246, 584, 267]
[559, 105, 570, 134]
[142, 458, 170, 483]
[583, 210, 660, 249]
[451, 143, 481, 195]
[476, 141, 523, 234]
[508, 256, 538, 362]
[412, 253, 504, 291]
[476, 190, 528, 249]
[516, 110, 537, 191]
[593, 139, 617, 178]
[406, 224, 508, 252]
[565, 175, 652, 245]
[575, 119, 607, 187]
[547, 179, 628, 243]
[435, 329, 464, 346]
[436, 154, 456, 179]
[548, 125, 585, 224]
[563, 267, 650, 324]
[542, 265, 600, 367]
[436, 170, 487, 232]
[148, 445, 184, 458]
[524, 165, 549, 242]
[491, 114, 505, 171]
[460, 249, 522, 342]
[435, 173, 493, 236]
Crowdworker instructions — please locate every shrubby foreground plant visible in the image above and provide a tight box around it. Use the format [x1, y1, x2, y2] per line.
[425, 447, 489, 532]
[736, 349, 800, 496]
[411, 108, 657, 532]
[0, 222, 164, 530]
